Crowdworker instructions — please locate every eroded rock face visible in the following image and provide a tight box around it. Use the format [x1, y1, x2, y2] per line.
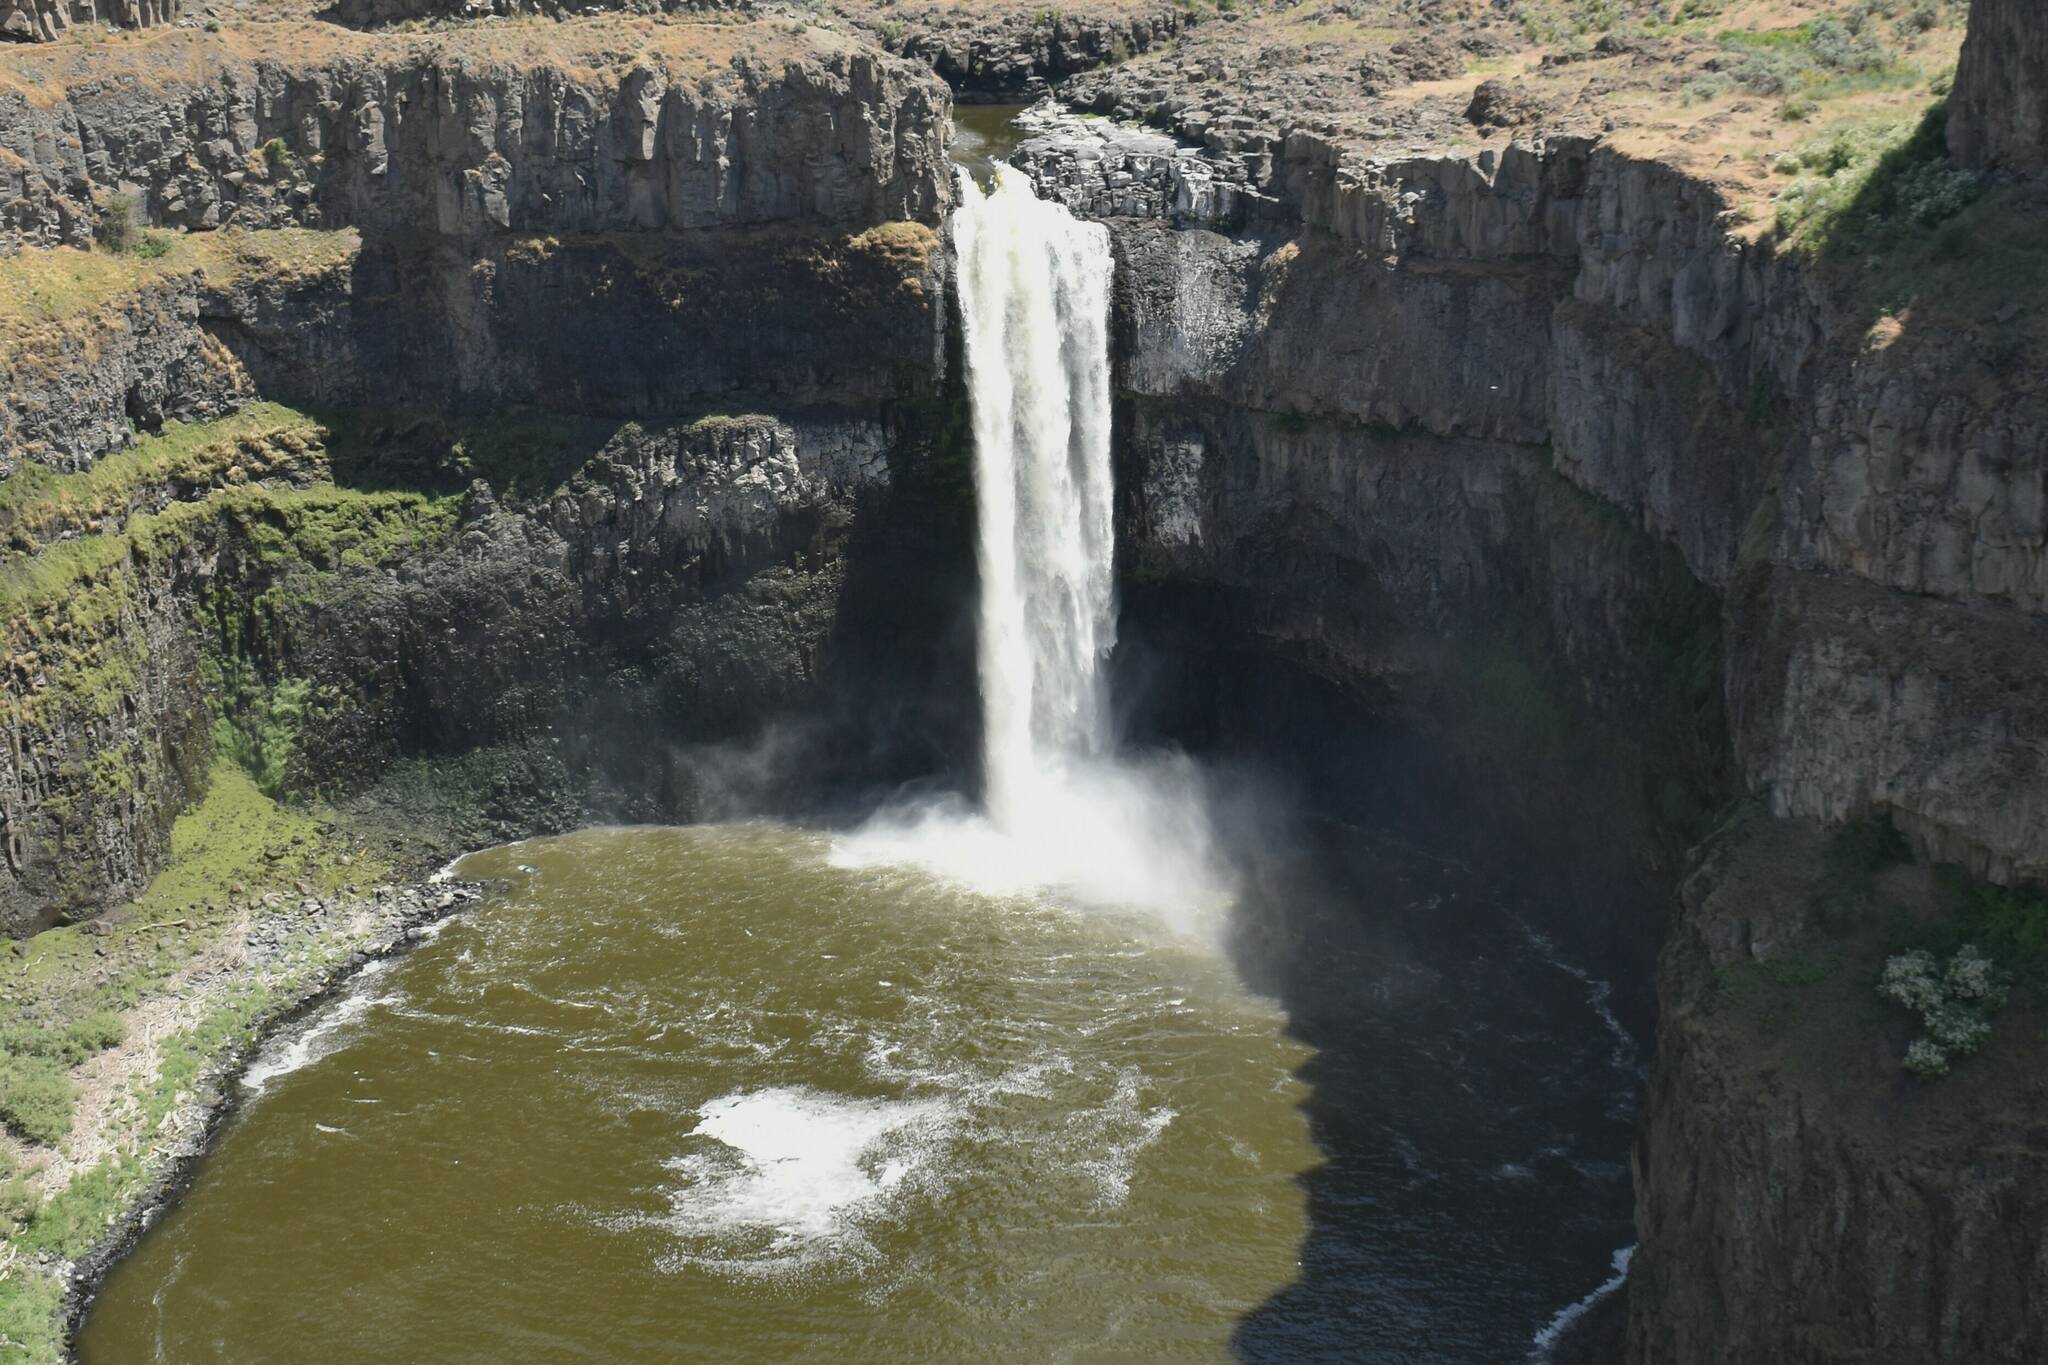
[1630, 815, 2048, 1364]
[1032, 124, 2048, 893]
[1041, 110, 2048, 1364]
[330, 0, 745, 28]
[1949, 0, 2048, 178]
[0, 36, 949, 252]
[0, 0, 175, 45]
[864, 5, 1187, 98]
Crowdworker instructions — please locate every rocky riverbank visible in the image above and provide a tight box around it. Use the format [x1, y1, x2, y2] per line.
[53, 873, 488, 1346]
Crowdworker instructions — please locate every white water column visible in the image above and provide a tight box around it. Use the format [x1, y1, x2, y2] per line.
[953, 164, 1119, 832]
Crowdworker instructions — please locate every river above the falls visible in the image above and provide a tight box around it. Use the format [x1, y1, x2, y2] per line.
[77, 821, 1640, 1363]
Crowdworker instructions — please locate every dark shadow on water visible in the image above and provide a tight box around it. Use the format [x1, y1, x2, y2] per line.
[1116, 627, 1650, 1364]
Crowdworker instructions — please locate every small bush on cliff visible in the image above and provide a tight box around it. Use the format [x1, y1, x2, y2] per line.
[93, 193, 139, 253]
[1879, 944, 2008, 1078]
[92, 191, 174, 259]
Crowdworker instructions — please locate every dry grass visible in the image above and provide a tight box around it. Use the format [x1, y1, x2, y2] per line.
[0, 11, 871, 106]
[0, 228, 359, 331]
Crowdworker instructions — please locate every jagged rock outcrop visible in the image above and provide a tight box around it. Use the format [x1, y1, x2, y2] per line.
[0, 0, 175, 44]
[0, 270, 252, 475]
[857, 4, 1187, 97]
[3, 218, 943, 475]
[1948, 0, 2048, 178]
[1008, 102, 1268, 227]
[330, 0, 745, 28]
[0, 28, 950, 252]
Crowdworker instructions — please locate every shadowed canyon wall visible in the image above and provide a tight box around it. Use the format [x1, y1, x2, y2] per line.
[1007, 7, 2048, 1347]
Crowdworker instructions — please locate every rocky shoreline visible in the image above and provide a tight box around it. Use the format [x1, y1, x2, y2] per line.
[54, 868, 491, 1352]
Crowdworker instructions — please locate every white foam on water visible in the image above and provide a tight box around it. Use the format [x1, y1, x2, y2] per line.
[241, 960, 397, 1094]
[653, 1086, 956, 1281]
[1529, 1244, 1634, 1360]
[1517, 919, 1641, 1076]
[1067, 1067, 1176, 1208]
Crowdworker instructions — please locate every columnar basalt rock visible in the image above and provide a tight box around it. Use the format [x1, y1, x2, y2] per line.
[0, 218, 942, 476]
[1031, 116, 2047, 893]
[1026, 105, 2048, 1363]
[0, 0, 176, 44]
[0, 32, 951, 253]
[330, 0, 747, 28]
[1948, 0, 2048, 178]
[860, 5, 1188, 98]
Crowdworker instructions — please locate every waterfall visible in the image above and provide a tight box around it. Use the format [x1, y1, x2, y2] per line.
[954, 165, 1118, 832]
[836, 166, 1227, 924]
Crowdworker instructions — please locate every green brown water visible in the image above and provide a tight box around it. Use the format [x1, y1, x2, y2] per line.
[949, 103, 1032, 184]
[79, 825, 1319, 1363]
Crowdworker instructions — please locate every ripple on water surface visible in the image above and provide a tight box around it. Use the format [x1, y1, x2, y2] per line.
[78, 825, 1319, 1364]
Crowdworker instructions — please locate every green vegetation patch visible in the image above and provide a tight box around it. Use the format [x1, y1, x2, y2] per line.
[0, 403, 330, 556]
[1681, 4, 1949, 113]
[0, 758, 387, 1361]
[1770, 103, 1979, 251]
[1766, 99, 2048, 343]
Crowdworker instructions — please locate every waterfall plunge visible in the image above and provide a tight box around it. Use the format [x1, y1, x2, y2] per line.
[836, 167, 1228, 924]
[958, 165, 1118, 832]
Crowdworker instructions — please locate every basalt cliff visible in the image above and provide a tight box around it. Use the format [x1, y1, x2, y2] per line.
[1, 0, 2045, 1360]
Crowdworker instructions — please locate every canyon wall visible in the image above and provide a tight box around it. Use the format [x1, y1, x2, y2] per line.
[1015, 54, 2047, 1355]
[0, 31, 948, 253]
[0, 0, 175, 44]
[0, 24, 968, 932]
[1066, 123, 2046, 892]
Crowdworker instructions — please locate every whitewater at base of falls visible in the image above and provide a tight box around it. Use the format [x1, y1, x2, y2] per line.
[831, 750, 1231, 928]
[835, 164, 1231, 926]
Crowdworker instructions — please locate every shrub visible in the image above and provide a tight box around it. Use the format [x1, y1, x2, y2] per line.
[0, 1056, 74, 1146]
[1902, 1037, 1949, 1078]
[1879, 942, 2008, 1079]
[68, 1009, 126, 1055]
[1809, 18, 1891, 72]
[93, 192, 139, 253]
[1893, 158, 1982, 226]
